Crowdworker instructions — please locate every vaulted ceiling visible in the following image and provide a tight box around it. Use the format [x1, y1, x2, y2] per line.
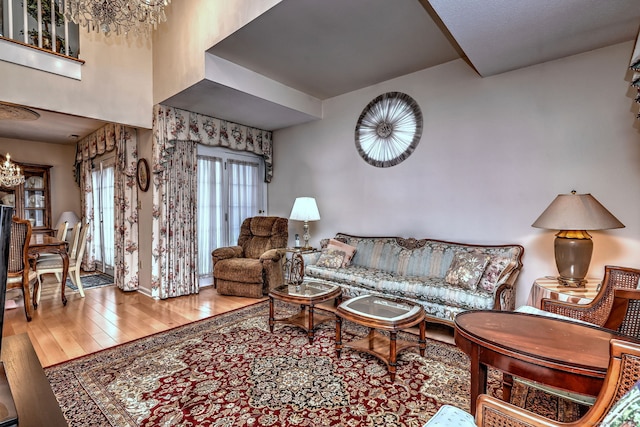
[1, 0, 639, 143]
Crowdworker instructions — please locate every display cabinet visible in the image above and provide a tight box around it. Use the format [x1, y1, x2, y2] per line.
[0, 163, 52, 234]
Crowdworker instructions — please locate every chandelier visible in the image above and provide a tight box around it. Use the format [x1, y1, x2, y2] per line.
[1, 154, 25, 188]
[63, 0, 171, 38]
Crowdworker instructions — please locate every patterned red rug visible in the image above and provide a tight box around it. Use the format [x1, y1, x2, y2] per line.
[45, 301, 586, 426]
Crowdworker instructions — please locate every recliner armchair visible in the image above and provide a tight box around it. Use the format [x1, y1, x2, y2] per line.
[212, 216, 288, 298]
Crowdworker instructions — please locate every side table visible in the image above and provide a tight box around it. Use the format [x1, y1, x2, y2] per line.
[527, 276, 601, 309]
[283, 247, 319, 284]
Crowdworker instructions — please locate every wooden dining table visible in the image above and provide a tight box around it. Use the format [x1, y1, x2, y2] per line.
[28, 234, 69, 306]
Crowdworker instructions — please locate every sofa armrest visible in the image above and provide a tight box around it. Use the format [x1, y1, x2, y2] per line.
[212, 246, 243, 265]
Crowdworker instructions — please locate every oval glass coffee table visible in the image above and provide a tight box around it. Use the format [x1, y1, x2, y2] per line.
[269, 281, 342, 344]
[335, 294, 426, 381]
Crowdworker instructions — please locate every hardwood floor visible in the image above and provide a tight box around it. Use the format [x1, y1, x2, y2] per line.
[2, 281, 262, 367]
[2, 277, 455, 368]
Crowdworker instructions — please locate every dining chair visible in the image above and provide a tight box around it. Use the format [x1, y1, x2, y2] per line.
[6, 217, 35, 321]
[33, 222, 88, 307]
[55, 221, 68, 241]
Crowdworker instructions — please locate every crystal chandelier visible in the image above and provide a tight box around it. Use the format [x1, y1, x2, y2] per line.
[63, 0, 171, 38]
[1, 154, 25, 188]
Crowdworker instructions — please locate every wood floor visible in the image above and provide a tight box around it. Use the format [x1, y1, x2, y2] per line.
[3, 277, 455, 368]
[2, 280, 262, 367]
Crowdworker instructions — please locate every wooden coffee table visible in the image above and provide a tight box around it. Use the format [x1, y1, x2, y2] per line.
[269, 281, 342, 344]
[335, 295, 426, 381]
[455, 310, 638, 415]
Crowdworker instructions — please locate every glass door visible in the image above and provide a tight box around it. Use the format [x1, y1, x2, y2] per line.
[91, 158, 115, 276]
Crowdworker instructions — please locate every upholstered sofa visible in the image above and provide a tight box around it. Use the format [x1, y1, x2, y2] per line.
[302, 233, 524, 324]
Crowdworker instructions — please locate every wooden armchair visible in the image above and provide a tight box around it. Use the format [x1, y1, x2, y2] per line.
[541, 265, 640, 326]
[424, 339, 640, 426]
[602, 288, 640, 339]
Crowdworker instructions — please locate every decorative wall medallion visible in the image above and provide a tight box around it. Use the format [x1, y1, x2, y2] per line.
[136, 158, 150, 192]
[354, 92, 423, 167]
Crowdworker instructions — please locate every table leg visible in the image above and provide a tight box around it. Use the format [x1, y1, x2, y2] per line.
[307, 305, 315, 344]
[269, 296, 275, 333]
[389, 331, 397, 381]
[335, 315, 342, 357]
[418, 320, 426, 357]
[503, 373, 514, 402]
[469, 344, 487, 416]
[59, 250, 69, 306]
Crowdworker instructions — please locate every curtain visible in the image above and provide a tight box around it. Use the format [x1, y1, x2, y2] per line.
[151, 141, 198, 299]
[228, 158, 260, 244]
[75, 123, 139, 291]
[114, 129, 139, 291]
[152, 104, 273, 299]
[631, 30, 640, 120]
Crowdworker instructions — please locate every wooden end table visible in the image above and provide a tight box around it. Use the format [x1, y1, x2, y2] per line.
[454, 310, 637, 416]
[526, 276, 601, 309]
[335, 295, 426, 381]
[269, 281, 342, 344]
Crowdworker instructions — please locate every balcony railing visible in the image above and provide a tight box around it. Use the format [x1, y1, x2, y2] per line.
[0, 0, 79, 58]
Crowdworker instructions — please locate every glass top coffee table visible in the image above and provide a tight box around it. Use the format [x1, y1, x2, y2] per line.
[335, 294, 426, 381]
[269, 281, 342, 344]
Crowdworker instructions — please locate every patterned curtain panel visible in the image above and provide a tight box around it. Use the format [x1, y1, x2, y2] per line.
[115, 129, 139, 291]
[631, 31, 640, 120]
[75, 123, 139, 291]
[152, 104, 274, 182]
[151, 141, 198, 299]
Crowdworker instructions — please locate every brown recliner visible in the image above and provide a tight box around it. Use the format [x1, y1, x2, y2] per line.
[212, 216, 288, 298]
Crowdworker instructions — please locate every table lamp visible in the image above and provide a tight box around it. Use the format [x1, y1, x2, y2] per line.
[532, 191, 624, 287]
[289, 197, 320, 250]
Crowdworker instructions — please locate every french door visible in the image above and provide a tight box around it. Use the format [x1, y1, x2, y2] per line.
[91, 158, 115, 276]
[197, 147, 266, 281]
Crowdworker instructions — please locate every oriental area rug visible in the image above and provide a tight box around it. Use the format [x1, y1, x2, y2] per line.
[45, 301, 586, 426]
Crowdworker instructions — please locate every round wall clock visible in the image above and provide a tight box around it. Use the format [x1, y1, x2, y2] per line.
[354, 92, 423, 167]
[137, 158, 150, 192]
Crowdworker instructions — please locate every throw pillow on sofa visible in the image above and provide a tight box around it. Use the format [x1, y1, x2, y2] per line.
[445, 252, 490, 290]
[316, 248, 346, 268]
[478, 256, 516, 293]
[327, 239, 357, 267]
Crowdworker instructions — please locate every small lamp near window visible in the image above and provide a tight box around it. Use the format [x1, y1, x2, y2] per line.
[532, 191, 624, 287]
[57, 211, 80, 239]
[289, 197, 320, 250]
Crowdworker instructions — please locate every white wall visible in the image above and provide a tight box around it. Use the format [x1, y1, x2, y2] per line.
[270, 41, 640, 308]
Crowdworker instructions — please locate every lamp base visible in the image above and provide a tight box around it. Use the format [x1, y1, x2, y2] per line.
[554, 230, 593, 289]
[557, 276, 587, 288]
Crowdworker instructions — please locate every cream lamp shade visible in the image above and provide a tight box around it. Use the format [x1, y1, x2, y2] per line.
[289, 197, 320, 250]
[532, 191, 624, 287]
[57, 211, 81, 229]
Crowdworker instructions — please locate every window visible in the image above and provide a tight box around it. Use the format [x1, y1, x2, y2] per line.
[91, 156, 115, 276]
[197, 147, 266, 282]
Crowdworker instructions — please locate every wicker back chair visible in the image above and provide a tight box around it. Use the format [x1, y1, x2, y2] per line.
[541, 265, 640, 326]
[6, 217, 35, 321]
[474, 338, 640, 427]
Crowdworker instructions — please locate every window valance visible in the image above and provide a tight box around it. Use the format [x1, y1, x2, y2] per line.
[73, 123, 130, 183]
[153, 105, 274, 182]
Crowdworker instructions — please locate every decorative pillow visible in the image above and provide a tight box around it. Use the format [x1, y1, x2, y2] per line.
[327, 239, 357, 267]
[600, 379, 640, 427]
[478, 256, 516, 293]
[316, 248, 346, 269]
[445, 252, 491, 290]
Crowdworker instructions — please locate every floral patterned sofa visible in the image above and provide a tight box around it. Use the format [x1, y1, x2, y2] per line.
[302, 233, 524, 325]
